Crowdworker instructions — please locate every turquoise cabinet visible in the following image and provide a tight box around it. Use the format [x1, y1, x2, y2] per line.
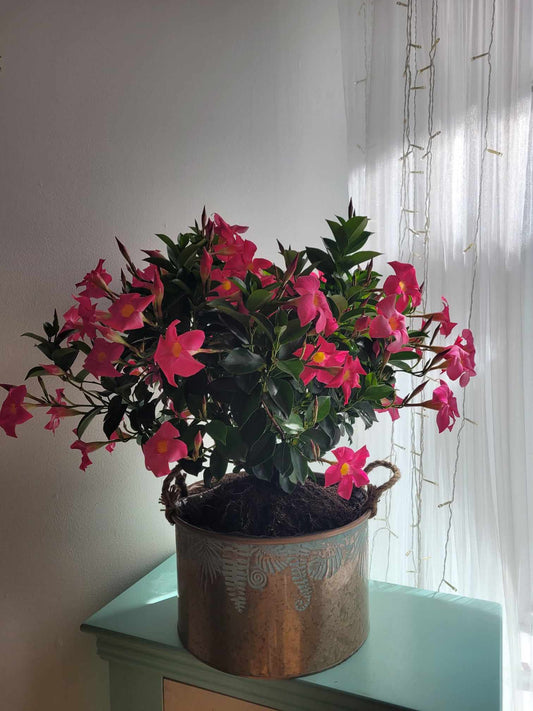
[82, 555, 501, 710]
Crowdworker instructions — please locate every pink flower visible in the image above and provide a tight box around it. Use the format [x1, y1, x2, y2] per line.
[105, 431, 120, 453]
[327, 355, 366, 404]
[61, 296, 101, 342]
[209, 268, 242, 300]
[105, 293, 154, 332]
[70, 438, 105, 471]
[212, 213, 249, 244]
[441, 329, 476, 387]
[76, 259, 112, 299]
[377, 395, 403, 421]
[154, 320, 205, 385]
[142, 421, 188, 477]
[200, 249, 213, 284]
[295, 338, 348, 386]
[430, 380, 460, 433]
[84, 338, 124, 378]
[433, 297, 457, 337]
[224, 239, 273, 280]
[44, 388, 79, 434]
[293, 274, 338, 335]
[132, 265, 164, 316]
[369, 295, 409, 353]
[353, 316, 370, 335]
[0, 385, 33, 437]
[325, 445, 370, 499]
[383, 261, 421, 312]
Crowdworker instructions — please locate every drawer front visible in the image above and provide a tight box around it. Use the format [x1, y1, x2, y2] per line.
[163, 679, 276, 711]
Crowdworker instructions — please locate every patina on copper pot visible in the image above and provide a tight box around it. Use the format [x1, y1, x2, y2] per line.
[175, 511, 370, 678]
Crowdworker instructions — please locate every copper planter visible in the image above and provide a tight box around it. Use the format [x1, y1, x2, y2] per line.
[175, 511, 370, 678]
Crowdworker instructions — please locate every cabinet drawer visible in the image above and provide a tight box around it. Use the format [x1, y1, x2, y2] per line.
[163, 679, 276, 711]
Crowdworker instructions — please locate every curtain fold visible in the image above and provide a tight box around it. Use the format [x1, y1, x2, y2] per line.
[338, 1, 533, 708]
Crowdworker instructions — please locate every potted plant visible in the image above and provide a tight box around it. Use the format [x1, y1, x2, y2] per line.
[0, 203, 475, 678]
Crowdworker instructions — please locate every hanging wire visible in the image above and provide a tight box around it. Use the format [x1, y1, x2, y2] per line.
[437, 0, 496, 593]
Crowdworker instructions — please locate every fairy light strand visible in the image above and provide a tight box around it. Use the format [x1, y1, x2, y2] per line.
[437, 0, 496, 593]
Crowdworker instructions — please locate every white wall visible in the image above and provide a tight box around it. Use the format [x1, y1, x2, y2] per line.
[0, 2, 348, 709]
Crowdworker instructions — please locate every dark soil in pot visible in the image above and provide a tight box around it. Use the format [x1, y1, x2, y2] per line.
[176, 472, 369, 537]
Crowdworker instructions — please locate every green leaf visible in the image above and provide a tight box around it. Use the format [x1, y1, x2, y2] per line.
[266, 378, 294, 418]
[364, 385, 395, 401]
[275, 359, 304, 381]
[208, 449, 228, 482]
[246, 289, 272, 311]
[341, 251, 381, 269]
[251, 313, 274, 342]
[316, 396, 331, 423]
[240, 408, 267, 443]
[279, 412, 304, 434]
[155, 233, 176, 250]
[206, 419, 228, 445]
[251, 460, 275, 482]
[306, 247, 336, 274]
[25, 366, 51, 379]
[247, 430, 276, 466]
[103, 396, 127, 438]
[51, 347, 78, 372]
[278, 319, 310, 344]
[330, 294, 348, 317]
[273, 442, 292, 477]
[73, 369, 89, 383]
[232, 386, 262, 426]
[76, 408, 102, 439]
[21, 332, 48, 344]
[278, 471, 296, 494]
[290, 447, 310, 484]
[223, 348, 265, 375]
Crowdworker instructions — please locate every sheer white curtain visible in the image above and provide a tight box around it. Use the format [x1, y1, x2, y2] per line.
[338, 1, 533, 709]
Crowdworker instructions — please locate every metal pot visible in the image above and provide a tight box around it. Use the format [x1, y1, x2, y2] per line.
[168, 459, 399, 678]
[175, 511, 370, 678]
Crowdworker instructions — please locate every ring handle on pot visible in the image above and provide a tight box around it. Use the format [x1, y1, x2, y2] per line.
[364, 459, 401, 519]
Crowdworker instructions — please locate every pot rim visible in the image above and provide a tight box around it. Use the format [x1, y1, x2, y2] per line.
[174, 508, 371, 545]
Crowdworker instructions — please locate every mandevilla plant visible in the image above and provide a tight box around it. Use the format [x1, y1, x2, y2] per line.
[0, 204, 475, 499]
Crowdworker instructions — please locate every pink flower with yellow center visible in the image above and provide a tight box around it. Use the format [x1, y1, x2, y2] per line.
[295, 337, 348, 386]
[209, 268, 242, 301]
[369, 295, 409, 353]
[325, 445, 370, 499]
[142, 421, 188, 477]
[44, 388, 80, 434]
[327, 355, 366, 404]
[83, 338, 124, 378]
[154, 319, 205, 385]
[76, 259, 112, 299]
[0, 385, 33, 438]
[383, 261, 422, 312]
[105, 293, 154, 332]
[293, 274, 338, 335]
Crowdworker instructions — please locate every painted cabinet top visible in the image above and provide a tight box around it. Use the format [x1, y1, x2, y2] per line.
[82, 555, 501, 711]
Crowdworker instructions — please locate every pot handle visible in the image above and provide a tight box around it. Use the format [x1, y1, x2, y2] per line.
[363, 460, 401, 519]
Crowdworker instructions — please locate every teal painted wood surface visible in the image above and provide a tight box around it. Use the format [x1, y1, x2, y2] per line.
[82, 555, 502, 711]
